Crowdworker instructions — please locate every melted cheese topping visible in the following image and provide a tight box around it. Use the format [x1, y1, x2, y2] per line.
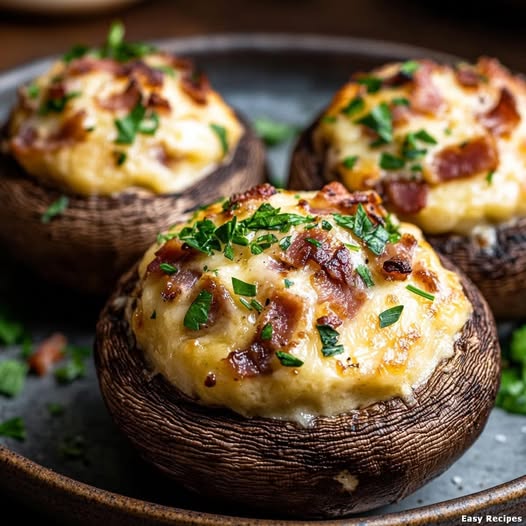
[315, 58, 526, 235]
[131, 187, 471, 425]
[6, 53, 242, 196]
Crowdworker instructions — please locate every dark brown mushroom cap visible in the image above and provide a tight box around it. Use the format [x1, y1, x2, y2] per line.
[94, 257, 500, 519]
[289, 119, 526, 319]
[0, 120, 266, 295]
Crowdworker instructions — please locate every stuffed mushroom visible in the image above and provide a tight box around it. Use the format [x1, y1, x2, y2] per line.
[0, 23, 265, 294]
[95, 182, 499, 518]
[290, 57, 526, 318]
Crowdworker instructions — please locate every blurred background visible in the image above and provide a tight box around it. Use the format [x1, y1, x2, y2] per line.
[1, 0, 526, 72]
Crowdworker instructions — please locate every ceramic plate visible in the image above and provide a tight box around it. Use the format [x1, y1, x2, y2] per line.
[0, 34, 525, 525]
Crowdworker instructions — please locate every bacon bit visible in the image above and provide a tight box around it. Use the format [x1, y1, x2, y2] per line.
[391, 103, 411, 127]
[383, 180, 429, 215]
[161, 269, 201, 301]
[413, 262, 439, 293]
[146, 92, 171, 112]
[227, 342, 273, 378]
[200, 276, 234, 328]
[225, 183, 277, 211]
[67, 57, 126, 76]
[97, 79, 141, 111]
[147, 239, 197, 275]
[476, 57, 511, 82]
[479, 88, 520, 137]
[125, 61, 164, 87]
[204, 373, 216, 387]
[434, 136, 498, 182]
[227, 292, 303, 378]
[181, 70, 210, 104]
[11, 111, 87, 155]
[455, 67, 482, 88]
[411, 62, 444, 115]
[316, 314, 342, 329]
[377, 233, 417, 281]
[28, 333, 67, 376]
[306, 182, 385, 217]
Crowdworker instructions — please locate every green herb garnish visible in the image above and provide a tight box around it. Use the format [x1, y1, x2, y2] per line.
[0, 417, 26, 441]
[392, 97, 410, 106]
[355, 102, 393, 144]
[114, 151, 127, 166]
[0, 308, 25, 345]
[276, 351, 304, 367]
[317, 325, 344, 357]
[42, 196, 69, 223]
[356, 76, 382, 93]
[0, 360, 28, 397]
[210, 123, 228, 155]
[115, 103, 159, 144]
[47, 403, 65, 417]
[150, 310, 157, 320]
[342, 155, 358, 170]
[321, 220, 333, 231]
[159, 263, 178, 275]
[400, 60, 420, 76]
[406, 284, 435, 301]
[184, 290, 213, 330]
[54, 345, 90, 384]
[27, 83, 40, 99]
[306, 237, 322, 248]
[341, 96, 365, 117]
[155, 65, 176, 77]
[356, 264, 374, 287]
[322, 115, 337, 124]
[279, 236, 292, 251]
[379, 305, 404, 328]
[59, 435, 87, 461]
[414, 129, 437, 144]
[380, 152, 405, 170]
[486, 170, 495, 185]
[232, 277, 257, 297]
[39, 91, 80, 115]
[252, 117, 298, 146]
[63, 44, 90, 63]
[284, 279, 294, 288]
[261, 323, 273, 341]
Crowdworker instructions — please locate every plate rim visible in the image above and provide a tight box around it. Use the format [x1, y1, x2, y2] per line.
[1, 32, 524, 524]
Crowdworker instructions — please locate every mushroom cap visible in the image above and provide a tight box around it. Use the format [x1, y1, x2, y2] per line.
[95, 257, 500, 518]
[0, 122, 266, 294]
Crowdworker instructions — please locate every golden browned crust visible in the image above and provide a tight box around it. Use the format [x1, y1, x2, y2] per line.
[0, 121, 266, 294]
[94, 258, 500, 518]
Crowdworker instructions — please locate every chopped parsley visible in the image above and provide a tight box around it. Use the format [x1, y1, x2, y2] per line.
[355, 102, 393, 144]
[356, 76, 382, 93]
[210, 123, 228, 155]
[252, 117, 298, 146]
[342, 155, 359, 170]
[0, 308, 25, 345]
[59, 435, 87, 461]
[239, 298, 263, 313]
[317, 325, 344, 357]
[250, 233, 278, 255]
[341, 96, 365, 117]
[184, 290, 213, 330]
[159, 263, 178, 275]
[261, 323, 273, 341]
[496, 324, 526, 415]
[414, 129, 437, 144]
[54, 345, 91, 384]
[400, 60, 420, 77]
[486, 170, 495, 185]
[279, 236, 292, 251]
[406, 284, 435, 301]
[321, 220, 333, 231]
[63, 44, 90, 63]
[0, 417, 26, 441]
[306, 237, 322, 248]
[39, 91, 81, 115]
[333, 204, 391, 256]
[379, 305, 404, 328]
[26, 83, 40, 99]
[47, 403, 65, 417]
[155, 65, 176, 77]
[392, 97, 410, 106]
[356, 264, 374, 288]
[150, 310, 157, 320]
[284, 278, 294, 288]
[115, 103, 159, 144]
[232, 277, 257, 297]
[276, 351, 303, 367]
[380, 152, 405, 170]
[0, 360, 28, 397]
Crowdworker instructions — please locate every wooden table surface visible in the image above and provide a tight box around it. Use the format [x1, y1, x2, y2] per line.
[1, 0, 525, 524]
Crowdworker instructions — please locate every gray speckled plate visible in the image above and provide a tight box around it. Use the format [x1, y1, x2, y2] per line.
[0, 34, 525, 525]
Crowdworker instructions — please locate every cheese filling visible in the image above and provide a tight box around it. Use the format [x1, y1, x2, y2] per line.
[130, 184, 472, 425]
[314, 58, 526, 235]
[6, 31, 242, 196]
